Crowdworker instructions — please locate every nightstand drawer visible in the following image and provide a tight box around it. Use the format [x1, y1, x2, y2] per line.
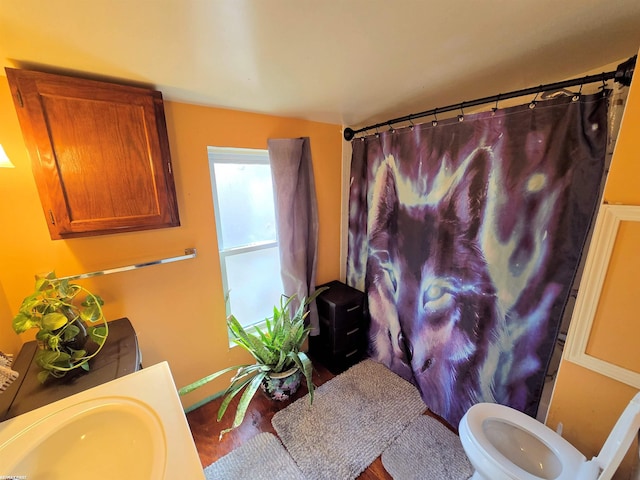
[333, 324, 364, 352]
[327, 345, 365, 372]
[317, 299, 362, 331]
[315, 318, 362, 354]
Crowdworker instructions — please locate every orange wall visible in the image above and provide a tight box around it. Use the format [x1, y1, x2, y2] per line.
[0, 74, 343, 407]
[547, 52, 640, 478]
[0, 284, 21, 355]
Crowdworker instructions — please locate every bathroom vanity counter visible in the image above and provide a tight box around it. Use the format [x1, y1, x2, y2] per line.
[0, 317, 141, 421]
[0, 361, 205, 479]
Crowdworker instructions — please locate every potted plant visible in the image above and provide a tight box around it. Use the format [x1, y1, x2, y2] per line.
[12, 272, 108, 383]
[179, 288, 326, 438]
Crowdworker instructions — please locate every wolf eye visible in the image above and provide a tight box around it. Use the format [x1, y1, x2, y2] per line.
[422, 280, 454, 311]
[425, 284, 443, 301]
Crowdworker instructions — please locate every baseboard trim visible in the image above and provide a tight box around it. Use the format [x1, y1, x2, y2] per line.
[183, 389, 225, 414]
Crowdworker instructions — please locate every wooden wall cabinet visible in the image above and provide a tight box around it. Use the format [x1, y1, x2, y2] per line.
[5, 68, 180, 239]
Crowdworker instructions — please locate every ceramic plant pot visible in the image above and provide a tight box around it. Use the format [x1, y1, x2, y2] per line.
[260, 367, 302, 401]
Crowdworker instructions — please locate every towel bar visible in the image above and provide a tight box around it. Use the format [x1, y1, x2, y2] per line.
[58, 248, 197, 281]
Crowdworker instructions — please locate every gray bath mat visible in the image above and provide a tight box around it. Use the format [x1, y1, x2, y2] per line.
[204, 432, 304, 480]
[381, 415, 474, 480]
[272, 359, 426, 480]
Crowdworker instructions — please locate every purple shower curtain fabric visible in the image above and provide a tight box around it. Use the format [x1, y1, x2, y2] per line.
[268, 138, 320, 335]
[347, 94, 607, 427]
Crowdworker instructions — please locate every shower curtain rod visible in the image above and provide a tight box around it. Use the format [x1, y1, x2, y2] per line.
[343, 55, 637, 141]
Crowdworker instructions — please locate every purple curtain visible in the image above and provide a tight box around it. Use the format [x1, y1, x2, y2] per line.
[347, 93, 607, 427]
[268, 138, 320, 334]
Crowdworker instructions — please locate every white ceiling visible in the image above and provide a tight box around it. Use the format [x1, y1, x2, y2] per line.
[1, 0, 640, 129]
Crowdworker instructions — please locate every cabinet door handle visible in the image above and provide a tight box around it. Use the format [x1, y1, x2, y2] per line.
[345, 349, 359, 358]
[347, 305, 360, 312]
[346, 328, 360, 336]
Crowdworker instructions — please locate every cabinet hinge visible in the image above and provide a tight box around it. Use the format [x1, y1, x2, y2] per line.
[168, 162, 172, 175]
[48, 210, 56, 225]
[16, 89, 24, 108]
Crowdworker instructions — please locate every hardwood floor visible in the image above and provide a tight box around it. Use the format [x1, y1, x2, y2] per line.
[185, 357, 453, 479]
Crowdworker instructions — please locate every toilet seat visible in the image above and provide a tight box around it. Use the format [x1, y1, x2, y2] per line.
[459, 402, 587, 480]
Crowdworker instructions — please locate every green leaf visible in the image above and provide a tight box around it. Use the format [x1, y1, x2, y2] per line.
[35, 275, 53, 292]
[35, 330, 51, 342]
[88, 326, 107, 345]
[178, 364, 250, 396]
[253, 324, 272, 347]
[62, 324, 80, 341]
[36, 350, 71, 368]
[227, 315, 277, 365]
[80, 303, 102, 322]
[12, 312, 36, 334]
[219, 372, 265, 439]
[307, 286, 329, 304]
[69, 348, 87, 359]
[19, 293, 41, 314]
[42, 312, 68, 331]
[216, 372, 258, 422]
[290, 351, 314, 404]
[225, 364, 267, 389]
[264, 315, 273, 337]
[37, 370, 51, 383]
[82, 294, 104, 307]
[80, 361, 90, 371]
[274, 348, 288, 372]
[57, 279, 73, 298]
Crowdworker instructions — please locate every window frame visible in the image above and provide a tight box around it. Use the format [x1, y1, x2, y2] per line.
[207, 146, 283, 334]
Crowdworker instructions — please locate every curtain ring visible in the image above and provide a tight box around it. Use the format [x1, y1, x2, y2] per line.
[432, 108, 439, 127]
[600, 73, 609, 97]
[458, 102, 465, 122]
[387, 122, 395, 134]
[408, 115, 415, 130]
[600, 73, 608, 93]
[529, 89, 541, 109]
[572, 84, 583, 102]
[492, 94, 500, 115]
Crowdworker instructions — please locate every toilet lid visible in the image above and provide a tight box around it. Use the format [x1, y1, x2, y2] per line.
[460, 402, 587, 480]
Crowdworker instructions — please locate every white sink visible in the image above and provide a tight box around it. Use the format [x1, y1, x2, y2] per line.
[0, 362, 204, 479]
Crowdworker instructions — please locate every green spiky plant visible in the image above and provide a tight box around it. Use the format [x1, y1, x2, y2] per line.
[12, 272, 108, 383]
[179, 288, 327, 438]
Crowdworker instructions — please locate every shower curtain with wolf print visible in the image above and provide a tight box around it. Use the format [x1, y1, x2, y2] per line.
[346, 93, 608, 427]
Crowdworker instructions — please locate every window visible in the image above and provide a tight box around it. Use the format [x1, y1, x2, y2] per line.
[208, 147, 284, 331]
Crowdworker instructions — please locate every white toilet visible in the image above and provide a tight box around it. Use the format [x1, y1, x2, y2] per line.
[459, 392, 640, 480]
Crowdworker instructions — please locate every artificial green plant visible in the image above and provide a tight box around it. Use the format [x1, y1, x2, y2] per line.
[179, 288, 326, 438]
[12, 272, 108, 383]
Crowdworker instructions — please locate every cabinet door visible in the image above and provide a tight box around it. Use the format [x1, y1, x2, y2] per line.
[5, 68, 180, 239]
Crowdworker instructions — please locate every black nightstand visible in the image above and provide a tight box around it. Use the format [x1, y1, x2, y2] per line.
[310, 280, 367, 374]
